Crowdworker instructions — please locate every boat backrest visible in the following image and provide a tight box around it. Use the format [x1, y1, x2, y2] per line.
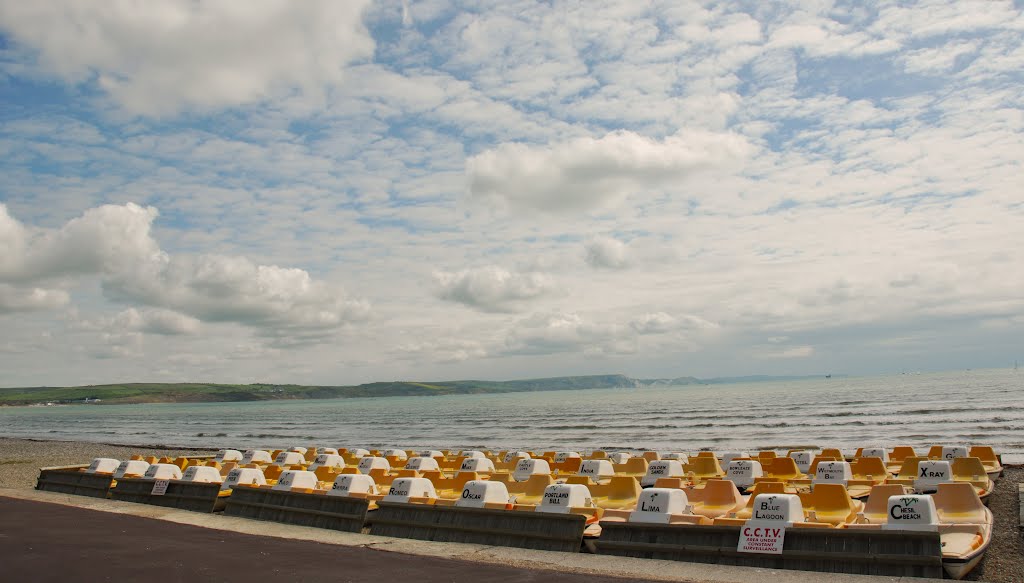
[384, 477, 437, 503]
[460, 457, 495, 473]
[273, 470, 317, 491]
[405, 456, 441, 472]
[882, 494, 938, 532]
[86, 458, 120, 475]
[641, 460, 685, 487]
[537, 483, 592, 514]
[629, 488, 689, 524]
[222, 467, 267, 490]
[114, 459, 150, 479]
[513, 458, 551, 482]
[725, 459, 763, 489]
[181, 465, 222, 483]
[813, 461, 852, 486]
[329, 473, 375, 497]
[456, 480, 510, 508]
[914, 460, 952, 492]
[750, 493, 803, 526]
[241, 450, 273, 465]
[358, 456, 391, 474]
[578, 459, 615, 480]
[789, 451, 812, 473]
[859, 447, 888, 462]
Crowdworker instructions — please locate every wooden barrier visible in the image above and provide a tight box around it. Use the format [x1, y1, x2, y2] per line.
[224, 486, 369, 533]
[109, 478, 226, 513]
[35, 466, 113, 498]
[369, 503, 586, 553]
[595, 523, 943, 578]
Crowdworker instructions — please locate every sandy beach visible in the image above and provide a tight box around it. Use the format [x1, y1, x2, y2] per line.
[1, 437, 1021, 582]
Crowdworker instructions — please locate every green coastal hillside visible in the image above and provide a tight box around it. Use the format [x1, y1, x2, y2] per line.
[0, 373, 829, 406]
[0, 374, 643, 406]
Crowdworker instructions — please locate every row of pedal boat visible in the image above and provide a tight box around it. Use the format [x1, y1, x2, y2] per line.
[74, 444, 1004, 579]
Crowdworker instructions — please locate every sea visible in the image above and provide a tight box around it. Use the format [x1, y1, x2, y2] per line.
[2, 368, 1022, 463]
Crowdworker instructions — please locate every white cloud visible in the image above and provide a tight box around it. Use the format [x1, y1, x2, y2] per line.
[0, 203, 163, 282]
[630, 312, 718, 335]
[0, 284, 69, 314]
[502, 312, 634, 357]
[73, 307, 200, 336]
[585, 236, 630, 270]
[902, 41, 978, 74]
[466, 130, 752, 214]
[396, 338, 488, 364]
[0, 0, 375, 115]
[0, 203, 369, 342]
[629, 312, 677, 335]
[434, 266, 556, 313]
[757, 345, 815, 359]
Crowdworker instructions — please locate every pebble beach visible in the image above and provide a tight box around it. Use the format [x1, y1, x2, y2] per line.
[0, 437, 1020, 582]
[0, 437, 212, 490]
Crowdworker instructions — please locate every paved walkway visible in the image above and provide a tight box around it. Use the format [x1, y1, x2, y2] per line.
[0, 497, 654, 583]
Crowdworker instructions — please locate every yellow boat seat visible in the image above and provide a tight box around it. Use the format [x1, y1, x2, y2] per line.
[820, 448, 844, 461]
[263, 465, 283, 481]
[855, 484, 907, 525]
[689, 479, 744, 519]
[799, 483, 862, 526]
[511, 474, 557, 507]
[590, 476, 641, 511]
[806, 456, 840, 476]
[756, 451, 777, 463]
[171, 457, 190, 470]
[733, 481, 786, 520]
[933, 482, 987, 524]
[612, 457, 648, 478]
[685, 457, 724, 481]
[653, 477, 688, 490]
[314, 466, 345, 482]
[435, 471, 486, 500]
[851, 457, 888, 483]
[695, 451, 716, 459]
[552, 457, 582, 475]
[967, 445, 998, 464]
[587, 451, 608, 460]
[967, 445, 1002, 476]
[888, 456, 928, 484]
[218, 462, 239, 477]
[764, 457, 805, 481]
[950, 457, 992, 492]
[886, 446, 917, 472]
[641, 451, 660, 462]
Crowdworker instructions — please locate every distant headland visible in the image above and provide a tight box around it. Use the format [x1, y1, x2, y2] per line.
[0, 373, 837, 406]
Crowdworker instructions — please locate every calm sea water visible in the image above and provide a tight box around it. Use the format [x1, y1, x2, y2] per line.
[2, 369, 1022, 462]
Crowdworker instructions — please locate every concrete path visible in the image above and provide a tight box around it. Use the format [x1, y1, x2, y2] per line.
[0, 497, 656, 583]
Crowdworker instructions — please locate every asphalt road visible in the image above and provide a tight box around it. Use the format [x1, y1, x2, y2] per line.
[0, 497, 655, 583]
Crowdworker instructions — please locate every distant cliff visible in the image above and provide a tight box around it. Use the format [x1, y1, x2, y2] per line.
[0, 373, 829, 406]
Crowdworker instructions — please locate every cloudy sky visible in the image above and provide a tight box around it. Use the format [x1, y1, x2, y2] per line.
[0, 1, 1021, 387]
